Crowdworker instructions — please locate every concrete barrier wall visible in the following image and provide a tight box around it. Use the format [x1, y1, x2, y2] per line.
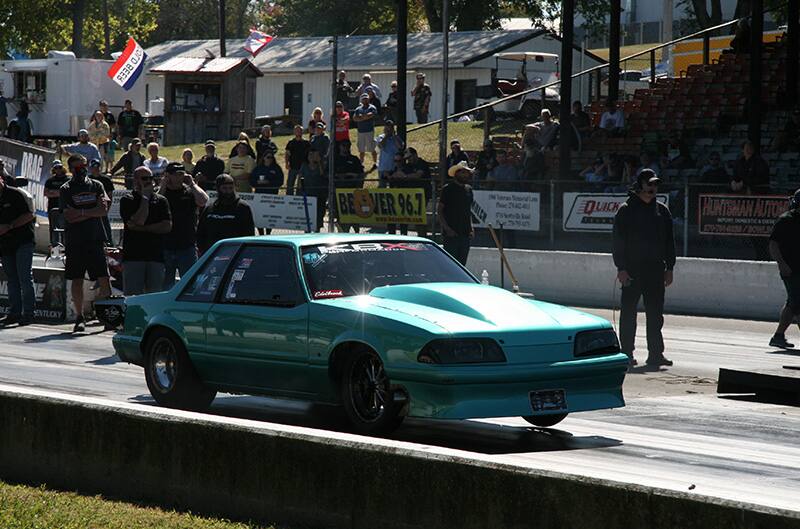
[467, 248, 784, 321]
[1, 385, 797, 529]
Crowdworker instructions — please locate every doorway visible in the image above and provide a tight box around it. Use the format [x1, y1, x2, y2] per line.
[283, 83, 303, 118]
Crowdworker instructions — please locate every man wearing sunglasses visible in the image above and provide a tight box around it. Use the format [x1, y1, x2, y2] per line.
[612, 169, 676, 368]
[60, 154, 112, 332]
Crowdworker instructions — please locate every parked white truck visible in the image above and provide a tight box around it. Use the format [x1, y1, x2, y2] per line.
[0, 51, 147, 140]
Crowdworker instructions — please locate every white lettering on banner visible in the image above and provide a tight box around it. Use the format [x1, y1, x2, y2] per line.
[562, 193, 670, 232]
[471, 190, 541, 231]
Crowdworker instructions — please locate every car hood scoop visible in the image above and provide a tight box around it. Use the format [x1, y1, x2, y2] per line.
[368, 283, 571, 330]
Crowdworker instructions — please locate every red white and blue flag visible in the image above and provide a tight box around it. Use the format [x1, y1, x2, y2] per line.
[243, 29, 273, 57]
[107, 37, 148, 91]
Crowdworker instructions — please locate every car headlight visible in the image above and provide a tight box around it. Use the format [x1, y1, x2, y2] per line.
[574, 329, 620, 358]
[417, 339, 506, 364]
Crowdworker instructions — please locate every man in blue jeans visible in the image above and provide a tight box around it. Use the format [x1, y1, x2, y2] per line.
[0, 175, 37, 326]
[159, 162, 207, 289]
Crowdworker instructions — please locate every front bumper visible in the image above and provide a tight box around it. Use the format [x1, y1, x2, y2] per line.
[112, 334, 144, 366]
[392, 354, 628, 420]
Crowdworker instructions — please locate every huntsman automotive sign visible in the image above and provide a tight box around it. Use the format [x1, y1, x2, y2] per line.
[562, 192, 669, 232]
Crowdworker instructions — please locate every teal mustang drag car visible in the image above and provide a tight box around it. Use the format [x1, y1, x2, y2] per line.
[111, 234, 628, 435]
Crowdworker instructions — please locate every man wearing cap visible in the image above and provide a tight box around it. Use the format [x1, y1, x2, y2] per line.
[226, 141, 257, 193]
[356, 73, 382, 100]
[88, 158, 115, 246]
[0, 166, 36, 326]
[767, 189, 800, 349]
[438, 161, 474, 265]
[255, 124, 279, 162]
[352, 94, 378, 170]
[159, 162, 208, 289]
[446, 139, 469, 169]
[119, 166, 172, 296]
[61, 129, 101, 163]
[612, 169, 676, 368]
[310, 122, 331, 160]
[197, 174, 255, 255]
[44, 160, 70, 249]
[411, 73, 432, 124]
[376, 120, 404, 188]
[193, 140, 226, 191]
[110, 137, 145, 189]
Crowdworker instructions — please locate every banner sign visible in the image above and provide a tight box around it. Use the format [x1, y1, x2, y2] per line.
[0, 266, 67, 322]
[109, 190, 316, 232]
[698, 194, 786, 237]
[0, 137, 56, 217]
[335, 188, 426, 225]
[107, 37, 148, 91]
[563, 192, 670, 232]
[471, 190, 540, 231]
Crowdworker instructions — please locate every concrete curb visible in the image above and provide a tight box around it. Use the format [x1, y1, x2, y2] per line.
[467, 248, 784, 320]
[0, 385, 798, 529]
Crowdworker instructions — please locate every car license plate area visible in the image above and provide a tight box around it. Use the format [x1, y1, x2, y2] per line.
[529, 389, 567, 412]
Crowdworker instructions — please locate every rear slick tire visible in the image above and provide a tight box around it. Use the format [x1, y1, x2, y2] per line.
[341, 348, 404, 436]
[522, 413, 568, 428]
[144, 329, 216, 411]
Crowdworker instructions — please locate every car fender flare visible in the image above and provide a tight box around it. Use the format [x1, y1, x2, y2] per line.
[139, 314, 189, 355]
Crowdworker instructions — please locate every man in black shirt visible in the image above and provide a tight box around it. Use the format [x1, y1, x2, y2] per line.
[88, 158, 115, 245]
[768, 189, 800, 349]
[117, 99, 143, 151]
[612, 170, 676, 368]
[284, 124, 310, 195]
[445, 139, 469, 169]
[44, 160, 70, 249]
[255, 125, 279, 163]
[159, 162, 208, 290]
[60, 154, 111, 332]
[438, 161, 474, 265]
[193, 140, 226, 191]
[333, 141, 365, 233]
[0, 175, 36, 326]
[196, 174, 255, 255]
[120, 166, 172, 296]
[110, 137, 146, 190]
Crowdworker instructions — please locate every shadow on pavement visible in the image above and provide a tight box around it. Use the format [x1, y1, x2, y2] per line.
[85, 354, 122, 366]
[23, 330, 106, 343]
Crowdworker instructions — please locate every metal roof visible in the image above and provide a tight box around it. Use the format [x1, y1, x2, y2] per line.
[144, 30, 573, 73]
[149, 56, 262, 76]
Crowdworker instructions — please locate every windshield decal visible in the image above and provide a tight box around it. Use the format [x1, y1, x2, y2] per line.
[318, 242, 427, 254]
[314, 289, 344, 299]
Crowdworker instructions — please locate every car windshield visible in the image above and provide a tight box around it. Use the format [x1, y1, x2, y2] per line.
[301, 241, 476, 299]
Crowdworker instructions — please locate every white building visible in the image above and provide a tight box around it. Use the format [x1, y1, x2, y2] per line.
[142, 29, 604, 130]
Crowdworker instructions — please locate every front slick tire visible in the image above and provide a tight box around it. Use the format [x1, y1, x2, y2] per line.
[144, 329, 216, 411]
[522, 413, 568, 428]
[342, 348, 403, 436]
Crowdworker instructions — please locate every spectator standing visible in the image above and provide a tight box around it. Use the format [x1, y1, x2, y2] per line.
[196, 174, 255, 255]
[300, 150, 328, 231]
[285, 125, 310, 195]
[445, 139, 469, 169]
[60, 154, 111, 333]
[0, 89, 7, 134]
[227, 140, 257, 193]
[228, 132, 257, 159]
[612, 169, 676, 368]
[255, 124, 278, 162]
[475, 139, 498, 188]
[438, 162, 474, 265]
[386, 151, 411, 235]
[144, 142, 169, 185]
[87, 111, 112, 168]
[598, 99, 625, 136]
[110, 138, 145, 189]
[308, 107, 326, 139]
[88, 158, 115, 246]
[251, 151, 284, 235]
[365, 87, 382, 115]
[333, 141, 365, 232]
[117, 99, 143, 151]
[181, 148, 195, 175]
[403, 147, 432, 237]
[336, 71, 355, 110]
[353, 94, 378, 170]
[97, 100, 116, 140]
[7, 105, 33, 143]
[332, 101, 351, 146]
[310, 122, 331, 159]
[159, 162, 208, 289]
[356, 73, 382, 100]
[44, 160, 70, 249]
[411, 73, 432, 124]
[733, 140, 770, 193]
[0, 172, 36, 326]
[384, 81, 399, 123]
[62, 129, 101, 162]
[768, 189, 800, 348]
[193, 140, 226, 190]
[119, 166, 172, 296]
[534, 109, 558, 149]
[376, 120, 404, 188]
[571, 100, 592, 147]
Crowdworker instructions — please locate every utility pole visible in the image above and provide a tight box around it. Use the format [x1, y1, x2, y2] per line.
[748, 0, 763, 152]
[102, 0, 111, 59]
[608, 0, 621, 102]
[559, 0, 575, 181]
[435, 0, 449, 239]
[328, 36, 338, 233]
[396, 0, 408, 141]
[219, 0, 227, 57]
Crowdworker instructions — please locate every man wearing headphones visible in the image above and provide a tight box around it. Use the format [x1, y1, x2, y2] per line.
[612, 169, 676, 368]
[768, 189, 800, 348]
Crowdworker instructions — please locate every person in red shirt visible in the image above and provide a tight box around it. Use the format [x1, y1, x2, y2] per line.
[332, 101, 351, 147]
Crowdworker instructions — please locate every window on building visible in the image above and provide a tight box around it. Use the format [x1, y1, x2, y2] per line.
[171, 83, 221, 112]
[14, 71, 47, 103]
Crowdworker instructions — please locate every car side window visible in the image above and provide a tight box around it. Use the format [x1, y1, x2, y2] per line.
[177, 245, 239, 303]
[221, 246, 303, 307]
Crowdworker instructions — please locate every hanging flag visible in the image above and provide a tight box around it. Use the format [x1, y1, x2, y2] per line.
[244, 29, 274, 57]
[107, 37, 148, 91]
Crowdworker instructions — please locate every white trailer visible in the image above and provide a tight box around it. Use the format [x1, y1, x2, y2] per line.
[0, 51, 147, 140]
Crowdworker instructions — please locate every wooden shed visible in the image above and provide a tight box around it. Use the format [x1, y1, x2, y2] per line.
[150, 56, 262, 146]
